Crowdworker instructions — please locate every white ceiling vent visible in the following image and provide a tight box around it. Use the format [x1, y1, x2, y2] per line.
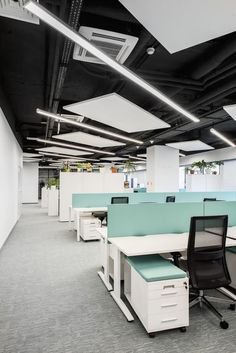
[0, 0, 39, 24]
[73, 26, 138, 65]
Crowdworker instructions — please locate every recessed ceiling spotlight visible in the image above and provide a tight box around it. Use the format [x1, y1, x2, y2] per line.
[150, 140, 154, 144]
[136, 146, 140, 149]
[146, 47, 155, 55]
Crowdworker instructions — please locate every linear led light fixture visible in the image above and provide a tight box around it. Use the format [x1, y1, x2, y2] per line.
[27, 137, 115, 155]
[38, 151, 99, 161]
[179, 153, 186, 157]
[36, 108, 143, 145]
[24, 1, 200, 124]
[210, 128, 235, 147]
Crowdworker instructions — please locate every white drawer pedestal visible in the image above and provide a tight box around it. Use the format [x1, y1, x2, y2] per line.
[124, 260, 189, 334]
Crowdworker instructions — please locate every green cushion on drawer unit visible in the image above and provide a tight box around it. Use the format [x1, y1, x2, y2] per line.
[227, 247, 236, 254]
[127, 254, 186, 282]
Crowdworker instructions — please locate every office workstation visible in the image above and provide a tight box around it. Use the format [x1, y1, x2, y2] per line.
[2, 1, 236, 352]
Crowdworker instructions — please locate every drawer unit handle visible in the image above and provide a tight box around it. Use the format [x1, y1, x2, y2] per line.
[161, 291, 177, 296]
[163, 285, 175, 289]
[161, 303, 177, 308]
[161, 318, 177, 323]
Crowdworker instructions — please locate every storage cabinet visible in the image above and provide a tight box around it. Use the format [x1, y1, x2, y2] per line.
[124, 260, 189, 333]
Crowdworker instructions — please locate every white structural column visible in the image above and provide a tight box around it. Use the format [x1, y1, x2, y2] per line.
[22, 162, 39, 203]
[146, 145, 179, 192]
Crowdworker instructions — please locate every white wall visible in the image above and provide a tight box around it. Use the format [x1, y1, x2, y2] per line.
[22, 163, 39, 203]
[221, 160, 236, 190]
[0, 108, 22, 249]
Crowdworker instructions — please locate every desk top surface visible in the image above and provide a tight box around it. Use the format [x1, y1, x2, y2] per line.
[74, 206, 107, 212]
[108, 230, 236, 256]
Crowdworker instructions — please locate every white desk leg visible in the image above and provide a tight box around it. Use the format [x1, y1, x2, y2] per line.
[110, 246, 134, 322]
[98, 238, 113, 291]
[76, 211, 81, 242]
[69, 206, 72, 231]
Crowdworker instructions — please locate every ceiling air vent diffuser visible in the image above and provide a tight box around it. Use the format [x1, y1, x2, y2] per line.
[73, 26, 139, 65]
[0, 0, 39, 24]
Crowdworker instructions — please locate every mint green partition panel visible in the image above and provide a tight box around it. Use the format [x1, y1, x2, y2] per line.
[72, 191, 236, 208]
[72, 192, 165, 208]
[204, 201, 236, 226]
[108, 202, 204, 237]
[168, 192, 236, 203]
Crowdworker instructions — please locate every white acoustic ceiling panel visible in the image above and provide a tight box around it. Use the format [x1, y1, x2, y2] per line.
[23, 152, 40, 158]
[119, 0, 236, 53]
[64, 93, 170, 133]
[52, 131, 125, 147]
[166, 140, 214, 151]
[137, 154, 147, 158]
[100, 157, 128, 161]
[223, 104, 236, 121]
[36, 147, 92, 156]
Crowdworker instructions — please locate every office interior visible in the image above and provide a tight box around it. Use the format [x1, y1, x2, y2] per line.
[2, 1, 236, 352]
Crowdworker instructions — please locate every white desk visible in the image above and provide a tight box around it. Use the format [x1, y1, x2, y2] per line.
[72, 207, 107, 241]
[106, 231, 236, 322]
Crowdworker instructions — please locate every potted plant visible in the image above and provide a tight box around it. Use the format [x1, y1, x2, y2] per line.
[62, 161, 71, 172]
[191, 160, 207, 174]
[123, 160, 136, 188]
[47, 178, 59, 189]
[85, 163, 93, 172]
[77, 162, 84, 172]
[124, 160, 136, 174]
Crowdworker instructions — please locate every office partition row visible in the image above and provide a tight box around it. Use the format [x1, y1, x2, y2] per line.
[72, 191, 236, 209]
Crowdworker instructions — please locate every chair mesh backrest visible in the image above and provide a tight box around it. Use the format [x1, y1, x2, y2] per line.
[203, 198, 217, 202]
[187, 215, 231, 290]
[166, 196, 175, 203]
[111, 197, 129, 204]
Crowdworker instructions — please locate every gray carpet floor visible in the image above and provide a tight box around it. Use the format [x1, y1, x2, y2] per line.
[0, 205, 236, 353]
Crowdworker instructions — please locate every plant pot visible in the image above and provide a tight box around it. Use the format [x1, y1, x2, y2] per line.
[111, 167, 118, 173]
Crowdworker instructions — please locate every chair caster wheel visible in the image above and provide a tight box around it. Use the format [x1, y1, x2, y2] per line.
[180, 327, 186, 332]
[148, 333, 155, 338]
[229, 304, 235, 311]
[220, 321, 229, 329]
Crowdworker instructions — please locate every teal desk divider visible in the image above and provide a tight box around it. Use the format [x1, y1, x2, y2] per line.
[204, 201, 236, 226]
[72, 192, 165, 208]
[72, 191, 236, 209]
[108, 202, 204, 237]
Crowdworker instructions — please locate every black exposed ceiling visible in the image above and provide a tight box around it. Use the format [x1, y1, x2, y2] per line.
[1, 0, 236, 162]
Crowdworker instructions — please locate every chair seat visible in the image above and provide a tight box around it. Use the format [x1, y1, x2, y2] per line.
[127, 254, 186, 282]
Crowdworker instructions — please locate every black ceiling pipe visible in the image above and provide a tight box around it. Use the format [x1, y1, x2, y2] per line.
[45, 0, 84, 140]
[190, 34, 236, 80]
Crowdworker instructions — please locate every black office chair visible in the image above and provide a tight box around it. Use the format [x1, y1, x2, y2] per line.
[111, 196, 129, 204]
[93, 197, 129, 225]
[180, 215, 235, 329]
[92, 211, 107, 225]
[203, 198, 217, 202]
[166, 196, 175, 203]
